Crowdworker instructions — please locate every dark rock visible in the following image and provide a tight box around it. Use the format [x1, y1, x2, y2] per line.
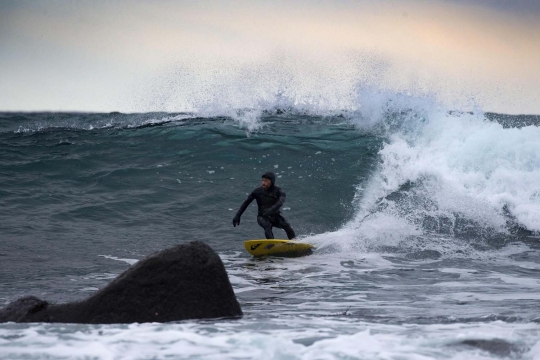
[460, 339, 520, 357]
[0, 296, 49, 322]
[0, 241, 242, 324]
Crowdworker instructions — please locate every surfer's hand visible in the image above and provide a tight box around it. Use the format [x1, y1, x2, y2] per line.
[232, 215, 241, 227]
[262, 209, 272, 217]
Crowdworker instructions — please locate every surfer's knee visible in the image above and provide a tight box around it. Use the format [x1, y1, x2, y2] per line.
[257, 216, 272, 229]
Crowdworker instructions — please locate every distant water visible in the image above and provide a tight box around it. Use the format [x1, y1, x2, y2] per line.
[1, 92, 540, 359]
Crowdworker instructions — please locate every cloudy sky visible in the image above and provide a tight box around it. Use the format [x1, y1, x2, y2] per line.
[1, 0, 539, 114]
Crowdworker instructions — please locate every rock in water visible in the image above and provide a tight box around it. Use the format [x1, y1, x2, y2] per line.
[0, 241, 242, 323]
[0, 296, 48, 322]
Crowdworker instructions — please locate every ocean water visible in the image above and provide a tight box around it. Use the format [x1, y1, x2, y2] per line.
[1, 91, 540, 359]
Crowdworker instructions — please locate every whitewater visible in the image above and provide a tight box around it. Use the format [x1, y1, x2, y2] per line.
[1, 89, 540, 359]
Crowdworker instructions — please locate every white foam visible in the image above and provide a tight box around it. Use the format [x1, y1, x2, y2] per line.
[529, 339, 540, 360]
[340, 90, 540, 249]
[98, 255, 139, 265]
[1, 320, 539, 360]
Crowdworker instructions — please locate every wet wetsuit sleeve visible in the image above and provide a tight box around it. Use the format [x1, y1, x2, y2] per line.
[235, 191, 255, 217]
[267, 189, 286, 214]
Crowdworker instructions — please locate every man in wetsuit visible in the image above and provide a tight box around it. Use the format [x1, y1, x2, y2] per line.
[232, 171, 296, 240]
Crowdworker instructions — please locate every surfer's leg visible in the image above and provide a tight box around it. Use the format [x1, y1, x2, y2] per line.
[257, 215, 274, 239]
[276, 215, 296, 240]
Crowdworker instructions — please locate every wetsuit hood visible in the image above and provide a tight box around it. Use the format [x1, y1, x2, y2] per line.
[261, 171, 276, 187]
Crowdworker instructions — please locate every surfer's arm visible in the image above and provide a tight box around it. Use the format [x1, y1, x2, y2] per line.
[266, 189, 286, 215]
[235, 192, 255, 217]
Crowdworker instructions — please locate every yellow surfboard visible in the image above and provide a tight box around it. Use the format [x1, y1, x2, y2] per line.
[244, 239, 314, 257]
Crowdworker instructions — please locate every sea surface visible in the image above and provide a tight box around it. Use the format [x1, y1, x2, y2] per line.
[1, 93, 540, 359]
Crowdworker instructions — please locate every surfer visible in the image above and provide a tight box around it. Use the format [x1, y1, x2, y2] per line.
[232, 171, 296, 240]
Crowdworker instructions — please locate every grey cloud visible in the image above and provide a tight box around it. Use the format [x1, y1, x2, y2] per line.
[443, 0, 540, 14]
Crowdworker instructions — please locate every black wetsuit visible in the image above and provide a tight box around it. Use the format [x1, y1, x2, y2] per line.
[233, 172, 296, 240]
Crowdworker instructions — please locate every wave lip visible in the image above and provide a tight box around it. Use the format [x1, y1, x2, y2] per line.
[320, 90, 540, 253]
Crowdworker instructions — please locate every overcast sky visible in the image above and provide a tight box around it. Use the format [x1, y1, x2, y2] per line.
[1, 0, 539, 114]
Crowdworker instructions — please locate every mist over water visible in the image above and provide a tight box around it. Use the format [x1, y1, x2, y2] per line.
[1, 87, 540, 359]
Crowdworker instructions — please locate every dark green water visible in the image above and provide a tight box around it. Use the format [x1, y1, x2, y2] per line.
[1, 110, 540, 359]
